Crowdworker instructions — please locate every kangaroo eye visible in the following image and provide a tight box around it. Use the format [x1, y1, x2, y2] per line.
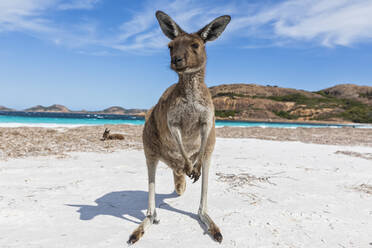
[168, 45, 173, 50]
[191, 43, 199, 49]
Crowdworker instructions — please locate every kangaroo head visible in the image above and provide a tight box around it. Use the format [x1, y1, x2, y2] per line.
[102, 128, 110, 140]
[156, 11, 230, 74]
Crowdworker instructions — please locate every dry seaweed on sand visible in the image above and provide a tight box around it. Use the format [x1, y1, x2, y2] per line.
[353, 184, 372, 195]
[216, 172, 275, 188]
[0, 125, 371, 160]
[335, 150, 372, 160]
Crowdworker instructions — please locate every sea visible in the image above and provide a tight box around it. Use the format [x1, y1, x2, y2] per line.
[0, 111, 369, 128]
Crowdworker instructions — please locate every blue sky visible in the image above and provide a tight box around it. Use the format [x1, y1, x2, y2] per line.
[1, 0, 372, 110]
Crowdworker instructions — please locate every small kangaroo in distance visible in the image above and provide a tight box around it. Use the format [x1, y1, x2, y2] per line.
[101, 128, 124, 140]
[128, 11, 230, 244]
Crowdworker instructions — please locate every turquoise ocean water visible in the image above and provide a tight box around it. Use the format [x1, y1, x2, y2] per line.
[0, 112, 366, 128]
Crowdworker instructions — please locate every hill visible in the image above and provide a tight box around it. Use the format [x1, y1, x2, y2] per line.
[99, 106, 146, 115]
[0, 106, 14, 111]
[319, 84, 372, 105]
[210, 83, 372, 123]
[24, 104, 71, 113]
[19, 104, 146, 116]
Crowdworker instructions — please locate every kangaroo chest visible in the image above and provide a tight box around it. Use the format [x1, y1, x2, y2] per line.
[161, 75, 214, 159]
[168, 95, 212, 129]
[165, 97, 211, 163]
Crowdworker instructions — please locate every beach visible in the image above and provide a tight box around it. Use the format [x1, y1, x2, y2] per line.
[0, 125, 371, 247]
[0, 125, 371, 160]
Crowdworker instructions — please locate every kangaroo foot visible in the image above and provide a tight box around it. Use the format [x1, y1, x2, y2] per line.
[127, 213, 158, 245]
[209, 223, 223, 243]
[127, 226, 144, 245]
[198, 210, 223, 243]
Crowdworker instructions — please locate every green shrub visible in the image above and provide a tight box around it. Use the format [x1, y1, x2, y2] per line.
[215, 110, 239, 118]
[359, 92, 372, 99]
[268, 92, 372, 123]
[213, 92, 246, 98]
[339, 106, 372, 123]
[213, 90, 372, 123]
[272, 110, 298, 120]
[268, 93, 342, 108]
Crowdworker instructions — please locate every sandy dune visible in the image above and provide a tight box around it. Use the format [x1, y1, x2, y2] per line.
[0, 138, 371, 247]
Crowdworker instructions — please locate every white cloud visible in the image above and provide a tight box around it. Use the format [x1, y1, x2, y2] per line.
[0, 0, 101, 34]
[233, 0, 372, 47]
[106, 0, 236, 52]
[0, 0, 56, 32]
[0, 0, 102, 50]
[1, 0, 372, 53]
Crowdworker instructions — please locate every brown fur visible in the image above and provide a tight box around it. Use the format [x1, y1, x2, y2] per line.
[173, 171, 186, 196]
[142, 70, 216, 175]
[128, 226, 144, 244]
[142, 21, 217, 179]
[128, 10, 230, 244]
[101, 128, 124, 141]
[209, 222, 223, 243]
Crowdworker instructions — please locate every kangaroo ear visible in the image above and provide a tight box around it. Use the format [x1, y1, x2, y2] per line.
[197, 15, 231, 42]
[156, 10, 185, 40]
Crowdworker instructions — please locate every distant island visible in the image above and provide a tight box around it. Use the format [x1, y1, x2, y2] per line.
[0, 104, 147, 117]
[1, 83, 371, 123]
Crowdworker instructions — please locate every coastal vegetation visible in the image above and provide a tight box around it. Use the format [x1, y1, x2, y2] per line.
[210, 83, 372, 123]
[267, 92, 372, 123]
[215, 110, 240, 118]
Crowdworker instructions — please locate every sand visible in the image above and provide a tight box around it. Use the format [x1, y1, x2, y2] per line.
[0, 125, 371, 247]
[0, 125, 371, 160]
[0, 137, 371, 247]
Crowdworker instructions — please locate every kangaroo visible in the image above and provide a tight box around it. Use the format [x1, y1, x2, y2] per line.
[101, 128, 124, 140]
[128, 11, 230, 244]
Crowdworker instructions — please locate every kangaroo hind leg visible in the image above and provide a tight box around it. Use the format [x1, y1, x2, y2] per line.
[128, 158, 159, 244]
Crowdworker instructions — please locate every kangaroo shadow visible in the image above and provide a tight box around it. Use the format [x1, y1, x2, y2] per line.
[67, 190, 200, 226]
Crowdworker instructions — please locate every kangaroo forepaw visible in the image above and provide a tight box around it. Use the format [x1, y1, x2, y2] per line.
[184, 159, 193, 176]
[190, 167, 201, 183]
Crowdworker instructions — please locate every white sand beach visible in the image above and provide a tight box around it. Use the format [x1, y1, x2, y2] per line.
[0, 135, 371, 248]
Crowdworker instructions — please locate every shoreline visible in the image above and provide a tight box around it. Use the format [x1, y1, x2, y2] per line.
[0, 123, 90, 128]
[0, 120, 371, 129]
[0, 123, 371, 130]
[2, 110, 371, 127]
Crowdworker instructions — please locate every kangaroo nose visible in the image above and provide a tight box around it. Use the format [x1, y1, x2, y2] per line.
[172, 56, 183, 65]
